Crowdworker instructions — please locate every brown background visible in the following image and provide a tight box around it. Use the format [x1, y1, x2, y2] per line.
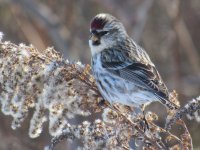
[0, 0, 200, 149]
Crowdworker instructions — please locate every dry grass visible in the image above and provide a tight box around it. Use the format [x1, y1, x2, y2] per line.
[0, 39, 198, 149]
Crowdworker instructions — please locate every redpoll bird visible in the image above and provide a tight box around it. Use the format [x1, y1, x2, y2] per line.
[89, 13, 178, 111]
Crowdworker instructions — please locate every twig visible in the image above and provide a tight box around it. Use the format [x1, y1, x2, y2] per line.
[45, 131, 75, 150]
[166, 96, 200, 130]
[110, 105, 167, 149]
[149, 122, 183, 148]
[178, 120, 193, 150]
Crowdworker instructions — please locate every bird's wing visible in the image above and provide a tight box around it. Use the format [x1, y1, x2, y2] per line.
[100, 47, 170, 104]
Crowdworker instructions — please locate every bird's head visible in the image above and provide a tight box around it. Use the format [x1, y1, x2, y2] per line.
[89, 13, 127, 55]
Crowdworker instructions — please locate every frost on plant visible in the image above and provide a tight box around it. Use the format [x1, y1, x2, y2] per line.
[0, 41, 99, 138]
[0, 40, 198, 150]
[0, 32, 3, 42]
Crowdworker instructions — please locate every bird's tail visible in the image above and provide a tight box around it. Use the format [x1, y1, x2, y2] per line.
[159, 96, 179, 110]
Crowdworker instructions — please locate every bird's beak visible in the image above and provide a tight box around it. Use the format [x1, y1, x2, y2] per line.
[90, 33, 99, 43]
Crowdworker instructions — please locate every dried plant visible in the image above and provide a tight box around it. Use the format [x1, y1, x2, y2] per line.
[0, 37, 199, 150]
[166, 96, 200, 130]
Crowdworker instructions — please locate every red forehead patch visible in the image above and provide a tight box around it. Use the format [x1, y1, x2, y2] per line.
[91, 17, 107, 30]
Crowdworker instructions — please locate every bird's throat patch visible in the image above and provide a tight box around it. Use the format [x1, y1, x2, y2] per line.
[92, 39, 101, 46]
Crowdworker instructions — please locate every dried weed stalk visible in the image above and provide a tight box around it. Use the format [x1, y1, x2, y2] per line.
[0, 39, 198, 150]
[166, 96, 200, 130]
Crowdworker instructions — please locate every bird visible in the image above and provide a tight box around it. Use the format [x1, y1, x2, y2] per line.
[89, 13, 178, 113]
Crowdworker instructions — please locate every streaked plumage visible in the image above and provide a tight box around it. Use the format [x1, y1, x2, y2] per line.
[89, 13, 178, 110]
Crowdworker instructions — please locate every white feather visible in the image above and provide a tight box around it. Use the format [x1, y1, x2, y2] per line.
[89, 38, 115, 56]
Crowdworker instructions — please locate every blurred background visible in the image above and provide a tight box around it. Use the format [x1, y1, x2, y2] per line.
[0, 0, 200, 149]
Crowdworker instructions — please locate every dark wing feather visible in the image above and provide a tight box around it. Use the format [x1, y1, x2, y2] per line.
[101, 48, 169, 102]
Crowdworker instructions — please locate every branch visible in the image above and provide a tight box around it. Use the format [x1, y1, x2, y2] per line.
[166, 96, 200, 130]
[0, 38, 196, 149]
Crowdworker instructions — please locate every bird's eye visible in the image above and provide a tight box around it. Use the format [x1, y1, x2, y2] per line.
[99, 31, 109, 36]
[91, 30, 98, 35]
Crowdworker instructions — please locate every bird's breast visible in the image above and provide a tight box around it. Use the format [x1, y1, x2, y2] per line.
[91, 54, 103, 73]
[91, 54, 157, 107]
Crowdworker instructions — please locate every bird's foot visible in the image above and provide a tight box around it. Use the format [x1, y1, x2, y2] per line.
[139, 114, 150, 132]
[140, 106, 150, 132]
[142, 115, 150, 132]
[98, 99, 106, 106]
